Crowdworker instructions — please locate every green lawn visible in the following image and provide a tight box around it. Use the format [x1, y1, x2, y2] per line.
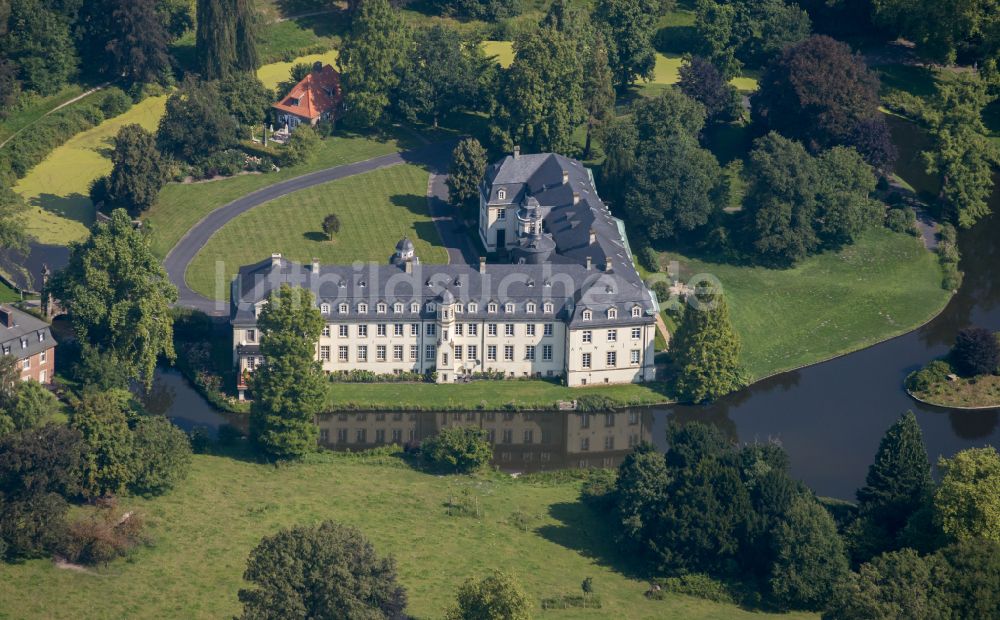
[0, 84, 88, 146]
[0, 280, 21, 302]
[184, 163, 447, 299]
[0, 453, 815, 619]
[257, 49, 339, 90]
[657, 228, 951, 380]
[12, 95, 169, 245]
[911, 374, 1000, 409]
[325, 380, 673, 411]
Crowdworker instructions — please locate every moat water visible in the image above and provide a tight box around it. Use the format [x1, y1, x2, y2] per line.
[148, 199, 1000, 502]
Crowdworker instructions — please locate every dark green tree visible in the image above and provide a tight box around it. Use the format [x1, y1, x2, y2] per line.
[446, 138, 488, 213]
[632, 88, 707, 142]
[695, 0, 811, 76]
[86, 0, 172, 84]
[130, 415, 192, 496]
[218, 73, 274, 129]
[813, 146, 880, 248]
[593, 0, 661, 89]
[871, 0, 1000, 64]
[2, 0, 78, 94]
[825, 548, 949, 620]
[597, 116, 638, 206]
[249, 285, 326, 460]
[490, 26, 584, 153]
[768, 495, 850, 610]
[234, 0, 260, 72]
[338, 0, 410, 128]
[0, 424, 83, 500]
[950, 327, 1000, 377]
[238, 520, 408, 619]
[156, 77, 238, 162]
[614, 443, 669, 547]
[47, 209, 177, 390]
[0, 60, 21, 120]
[849, 411, 933, 563]
[670, 288, 744, 404]
[421, 426, 493, 473]
[0, 380, 60, 434]
[738, 132, 819, 266]
[0, 184, 32, 255]
[72, 390, 136, 498]
[322, 213, 341, 239]
[195, 0, 235, 80]
[678, 56, 742, 124]
[934, 538, 1000, 617]
[582, 33, 616, 158]
[104, 124, 167, 216]
[446, 570, 531, 620]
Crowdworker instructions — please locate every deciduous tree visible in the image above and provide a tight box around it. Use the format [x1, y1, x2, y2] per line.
[950, 327, 1000, 376]
[47, 209, 177, 389]
[421, 426, 493, 473]
[678, 56, 742, 124]
[130, 415, 192, 496]
[77, 0, 172, 84]
[104, 124, 167, 216]
[2, 0, 78, 94]
[446, 138, 488, 213]
[614, 443, 669, 547]
[72, 390, 136, 498]
[156, 77, 238, 162]
[934, 446, 1000, 542]
[249, 285, 326, 460]
[446, 570, 531, 620]
[582, 33, 616, 157]
[0, 184, 32, 255]
[238, 520, 408, 619]
[593, 0, 661, 89]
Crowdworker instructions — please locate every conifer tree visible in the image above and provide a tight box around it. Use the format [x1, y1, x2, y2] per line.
[234, 0, 260, 72]
[195, 0, 235, 80]
[250, 285, 326, 460]
[583, 33, 616, 158]
[849, 411, 933, 562]
[670, 288, 744, 403]
[446, 138, 487, 214]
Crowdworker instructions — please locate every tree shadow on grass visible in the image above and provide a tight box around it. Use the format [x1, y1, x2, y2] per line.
[413, 221, 443, 248]
[536, 501, 649, 580]
[303, 231, 328, 242]
[390, 193, 429, 215]
[30, 192, 96, 225]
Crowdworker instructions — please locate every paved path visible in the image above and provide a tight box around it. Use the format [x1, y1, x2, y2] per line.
[164, 141, 456, 315]
[426, 170, 480, 266]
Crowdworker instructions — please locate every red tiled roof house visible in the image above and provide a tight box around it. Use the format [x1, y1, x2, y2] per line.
[271, 62, 342, 129]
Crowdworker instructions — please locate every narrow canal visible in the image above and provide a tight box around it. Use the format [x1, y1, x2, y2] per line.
[152, 204, 1000, 502]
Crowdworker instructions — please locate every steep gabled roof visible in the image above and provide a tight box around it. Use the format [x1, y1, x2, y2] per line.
[272, 64, 342, 120]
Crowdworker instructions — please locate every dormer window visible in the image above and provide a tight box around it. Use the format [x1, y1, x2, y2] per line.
[320, 303, 330, 314]
[504, 303, 514, 313]
[455, 303, 464, 313]
[632, 306, 642, 318]
[38, 332, 44, 342]
[582, 310, 592, 321]
[377, 302, 387, 313]
[426, 303, 436, 312]
[543, 302, 553, 313]
[289, 97, 300, 106]
[410, 302, 420, 313]
[394, 302, 403, 313]
[339, 303, 349, 313]
[497, 189, 506, 200]
[468, 302, 478, 313]
[526, 302, 536, 313]
[488, 302, 497, 313]
[607, 308, 618, 319]
[358, 303, 368, 314]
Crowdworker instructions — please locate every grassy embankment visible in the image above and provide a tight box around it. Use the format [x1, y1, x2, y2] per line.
[0, 452, 816, 619]
[910, 374, 1000, 409]
[0, 84, 89, 146]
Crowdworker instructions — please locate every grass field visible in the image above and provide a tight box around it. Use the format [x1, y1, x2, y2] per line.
[184, 164, 448, 299]
[12, 95, 169, 245]
[0, 453, 816, 619]
[146, 132, 407, 259]
[656, 228, 951, 380]
[326, 380, 673, 411]
[0, 280, 21, 302]
[0, 84, 89, 146]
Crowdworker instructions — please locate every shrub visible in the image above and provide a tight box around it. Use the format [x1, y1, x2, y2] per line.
[652, 574, 738, 605]
[322, 213, 340, 239]
[200, 149, 245, 178]
[885, 207, 917, 235]
[906, 359, 955, 392]
[281, 125, 320, 166]
[445, 489, 484, 519]
[60, 508, 147, 566]
[575, 394, 618, 412]
[130, 415, 192, 496]
[937, 222, 963, 291]
[506, 510, 536, 532]
[1, 100, 109, 182]
[639, 246, 660, 272]
[446, 570, 531, 620]
[99, 88, 132, 118]
[580, 468, 617, 508]
[421, 426, 492, 473]
[327, 369, 433, 383]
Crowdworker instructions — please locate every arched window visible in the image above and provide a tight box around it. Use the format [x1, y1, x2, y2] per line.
[631, 306, 641, 318]
[582, 310, 592, 321]
[607, 308, 618, 320]
[497, 189, 506, 200]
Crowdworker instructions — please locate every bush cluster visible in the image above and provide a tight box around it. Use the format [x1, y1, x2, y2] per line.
[327, 369, 434, 383]
[906, 359, 955, 392]
[420, 426, 493, 473]
[650, 574, 738, 605]
[60, 507, 148, 566]
[885, 207, 918, 235]
[937, 223, 963, 291]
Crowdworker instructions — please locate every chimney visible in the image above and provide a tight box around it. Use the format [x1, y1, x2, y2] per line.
[605, 257, 613, 272]
[588, 228, 596, 244]
[0, 306, 12, 328]
[585, 256, 592, 271]
[573, 191, 580, 205]
[479, 257, 487, 274]
[405, 260, 413, 274]
[513, 146, 520, 159]
[271, 253, 282, 268]
[312, 257, 320, 273]
[562, 169, 569, 185]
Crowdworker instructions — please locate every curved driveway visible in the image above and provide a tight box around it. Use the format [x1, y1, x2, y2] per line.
[164, 141, 458, 315]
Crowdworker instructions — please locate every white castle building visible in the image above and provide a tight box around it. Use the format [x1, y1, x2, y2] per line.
[230, 151, 661, 398]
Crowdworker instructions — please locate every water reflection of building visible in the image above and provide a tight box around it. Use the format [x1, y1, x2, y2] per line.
[315, 410, 653, 472]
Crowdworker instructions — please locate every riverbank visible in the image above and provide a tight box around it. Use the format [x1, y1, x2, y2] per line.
[907, 374, 1000, 410]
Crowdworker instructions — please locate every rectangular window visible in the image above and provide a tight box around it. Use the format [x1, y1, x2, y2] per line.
[604, 436, 615, 450]
[468, 345, 477, 361]
[425, 345, 435, 361]
[356, 429, 367, 443]
[488, 323, 497, 336]
[426, 324, 436, 336]
[40, 350, 47, 363]
[377, 324, 387, 337]
[580, 437, 590, 452]
[393, 345, 403, 361]
[321, 325, 331, 337]
[487, 345, 497, 361]
[497, 208, 506, 220]
[631, 349, 641, 365]
[582, 352, 591, 368]
[504, 345, 514, 361]
[455, 324, 463, 336]
[358, 325, 368, 337]
[631, 327, 641, 340]
[455, 345, 463, 360]
[442, 352, 449, 365]
[339, 324, 349, 337]
[607, 351, 617, 367]
[629, 411, 639, 425]
[504, 323, 514, 337]
[525, 345, 535, 361]
[246, 329, 256, 342]
[320, 346, 331, 361]
[21, 358, 29, 370]
[375, 429, 386, 443]
[391, 429, 403, 443]
[524, 430, 534, 444]
[543, 345, 553, 361]
[338, 346, 348, 362]
[337, 428, 348, 443]
[605, 413, 615, 427]
[582, 330, 592, 343]
[468, 323, 478, 336]
[526, 324, 536, 336]
[410, 345, 419, 361]
[394, 323, 404, 336]
[357, 345, 368, 362]
[607, 329, 617, 342]
[410, 323, 419, 336]
[502, 429, 513, 444]
[544, 323, 553, 336]
[376, 345, 387, 361]
[581, 413, 590, 428]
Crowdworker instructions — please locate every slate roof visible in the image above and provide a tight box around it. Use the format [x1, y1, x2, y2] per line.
[272, 64, 341, 121]
[0, 305, 56, 359]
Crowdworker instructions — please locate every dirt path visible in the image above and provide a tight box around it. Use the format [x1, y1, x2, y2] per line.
[0, 82, 111, 149]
